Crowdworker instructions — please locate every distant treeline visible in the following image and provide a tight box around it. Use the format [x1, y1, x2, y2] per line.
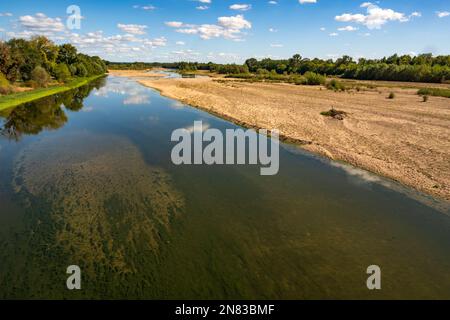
[244, 54, 450, 83]
[108, 53, 450, 83]
[106, 61, 250, 74]
[106, 61, 181, 70]
[0, 36, 107, 93]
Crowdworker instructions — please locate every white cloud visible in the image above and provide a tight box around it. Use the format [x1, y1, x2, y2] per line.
[0, 12, 13, 17]
[268, 1, 278, 4]
[171, 49, 200, 60]
[19, 13, 65, 34]
[146, 36, 167, 47]
[185, 122, 210, 134]
[299, 0, 317, 4]
[270, 44, 283, 47]
[142, 5, 156, 11]
[196, 6, 209, 10]
[62, 31, 167, 61]
[230, 4, 252, 11]
[176, 28, 199, 35]
[330, 162, 381, 184]
[437, 11, 450, 18]
[171, 15, 251, 41]
[176, 41, 185, 45]
[5, 13, 171, 62]
[133, 5, 156, 11]
[329, 32, 339, 37]
[335, 3, 409, 29]
[197, 24, 232, 39]
[218, 14, 251, 29]
[124, 94, 150, 105]
[117, 23, 148, 35]
[165, 21, 184, 28]
[338, 25, 358, 31]
[205, 52, 240, 62]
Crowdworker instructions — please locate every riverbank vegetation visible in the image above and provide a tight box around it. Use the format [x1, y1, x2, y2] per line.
[241, 54, 450, 84]
[0, 75, 105, 111]
[417, 87, 450, 98]
[223, 71, 326, 85]
[108, 53, 450, 84]
[0, 36, 107, 108]
[0, 77, 105, 140]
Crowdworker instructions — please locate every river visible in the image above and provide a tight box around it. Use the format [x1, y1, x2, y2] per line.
[0, 76, 449, 299]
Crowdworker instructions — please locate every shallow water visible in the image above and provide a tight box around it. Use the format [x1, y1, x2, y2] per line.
[0, 76, 449, 299]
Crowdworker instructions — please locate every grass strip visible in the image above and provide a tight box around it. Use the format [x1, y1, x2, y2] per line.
[0, 74, 106, 111]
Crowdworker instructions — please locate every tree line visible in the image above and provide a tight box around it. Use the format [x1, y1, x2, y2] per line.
[0, 36, 107, 94]
[243, 54, 450, 83]
[108, 53, 450, 84]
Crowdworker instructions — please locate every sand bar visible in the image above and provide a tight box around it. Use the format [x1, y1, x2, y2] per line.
[113, 72, 450, 201]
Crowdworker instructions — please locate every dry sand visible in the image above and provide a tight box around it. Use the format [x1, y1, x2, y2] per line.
[115, 72, 450, 201]
[108, 69, 166, 78]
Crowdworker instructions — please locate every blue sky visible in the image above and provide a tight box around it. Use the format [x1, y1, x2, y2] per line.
[0, 0, 449, 63]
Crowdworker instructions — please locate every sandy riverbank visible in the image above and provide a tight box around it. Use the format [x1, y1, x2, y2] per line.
[108, 69, 166, 78]
[115, 72, 450, 201]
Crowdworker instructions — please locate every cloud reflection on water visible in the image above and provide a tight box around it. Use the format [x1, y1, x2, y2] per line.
[95, 77, 151, 106]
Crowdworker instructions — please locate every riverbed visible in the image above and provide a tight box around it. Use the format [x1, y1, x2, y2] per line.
[0, 76, 449, 299]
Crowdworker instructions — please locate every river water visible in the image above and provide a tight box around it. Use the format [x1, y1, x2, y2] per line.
[0, 76, 449, 299]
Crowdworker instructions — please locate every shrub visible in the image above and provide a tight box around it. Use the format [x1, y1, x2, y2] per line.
[69, 64, 77, 76]
[423, 95, 429, 102]
[53, 63, 71, 83]
[321, 108, 347, 120]
[418, 88, 450, 98]
[76, 63, 88, 77]
[0, 72, 9, 87]
[31, 66, 50, 88]
[293, 76, 307, 85]
[303, 71, 326, 85]
[388, 92, 395, 99]
[256, 68, 270, 75]
[0, 72, 11, 95]
[326, 79, 346, 91]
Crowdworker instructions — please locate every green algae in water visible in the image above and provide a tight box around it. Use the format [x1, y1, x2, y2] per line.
[2, 132, 183, 298]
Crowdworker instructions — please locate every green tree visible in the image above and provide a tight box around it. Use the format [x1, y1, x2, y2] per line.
[31, 66, 51, 88]
[245, 58, 258, 72]
[0, 42, 11, 79]
[75, 63, 88, 77]
[31, 36, 59, 69]
[53, 63, 71, 82]
[7, 38, 42, 82]
[288, 54, 302, 72]
[57, 44, 78, 65]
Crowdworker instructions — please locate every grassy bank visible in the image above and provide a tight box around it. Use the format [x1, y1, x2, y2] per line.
[0, 74, 106, 111]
